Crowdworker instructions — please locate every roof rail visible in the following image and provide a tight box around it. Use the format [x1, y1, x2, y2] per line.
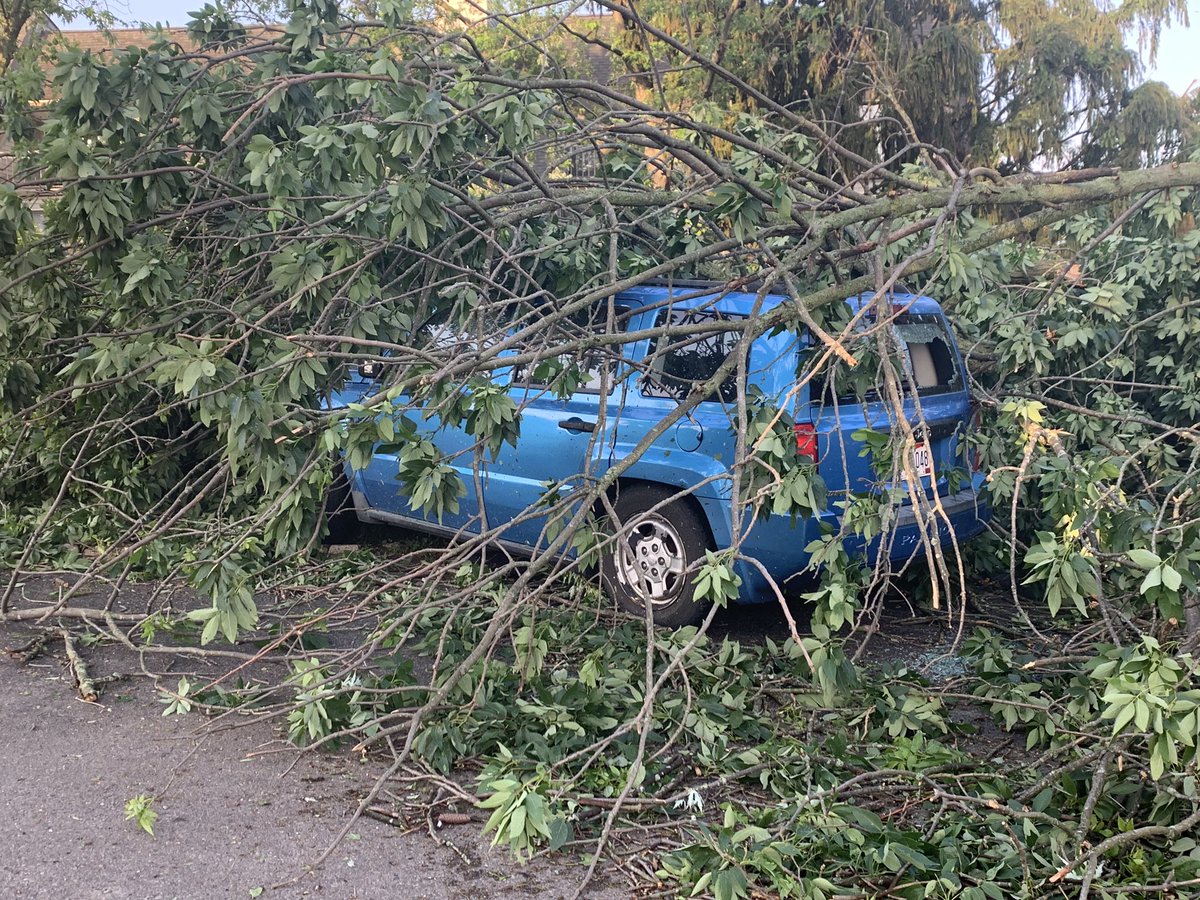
[631, 276, 922, 298]
[633, 276, 769, 293]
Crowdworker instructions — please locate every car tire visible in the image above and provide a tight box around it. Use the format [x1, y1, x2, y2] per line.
[600, 483, 711, 627]
[324, 464, 361, 543]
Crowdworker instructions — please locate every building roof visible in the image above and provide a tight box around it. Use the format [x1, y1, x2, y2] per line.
[41, 25, 290, 67]
[48, 26, 198, 60]
[44, 18, 628, 84]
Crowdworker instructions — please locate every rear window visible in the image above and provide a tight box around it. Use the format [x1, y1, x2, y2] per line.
[809, 312, 963, 404]
[641, 309, 743, 403]
[894, 315, 963, 395]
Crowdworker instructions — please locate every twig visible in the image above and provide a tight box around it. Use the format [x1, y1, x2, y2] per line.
[61, 628, 98, 703]
[2, 607, 146, 625]
[7, 633, 47, 663]
[362, 806, 408, 829]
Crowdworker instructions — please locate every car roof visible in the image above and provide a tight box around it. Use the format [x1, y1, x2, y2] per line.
[615, 284, 944, 316]
[845, 292, 944, 315]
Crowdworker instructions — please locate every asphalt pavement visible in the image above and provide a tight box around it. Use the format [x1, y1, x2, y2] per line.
[0, 624, 624, 900]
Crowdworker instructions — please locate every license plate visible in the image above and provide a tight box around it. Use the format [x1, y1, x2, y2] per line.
[909, 442, 934, 481]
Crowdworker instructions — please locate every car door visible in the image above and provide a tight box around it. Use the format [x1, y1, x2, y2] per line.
[610, 300, 800, 507]
[482, 303, 632, 549]
[353, 325, 488, 535]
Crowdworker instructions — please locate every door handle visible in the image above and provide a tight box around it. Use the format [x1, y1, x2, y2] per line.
[558, 417, 596, 434]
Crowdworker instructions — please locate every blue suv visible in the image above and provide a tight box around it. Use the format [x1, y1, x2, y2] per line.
[331, 283, 990, 626]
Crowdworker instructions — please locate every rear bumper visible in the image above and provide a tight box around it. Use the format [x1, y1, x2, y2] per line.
[875, 482, 991, 563]
[702, 474, 991, 602]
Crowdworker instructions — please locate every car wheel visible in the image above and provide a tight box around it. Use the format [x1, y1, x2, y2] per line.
[601, 484, 710, 627]
[324, 464, 361, 543]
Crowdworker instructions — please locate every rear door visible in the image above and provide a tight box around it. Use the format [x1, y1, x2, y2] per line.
[482, 303, 633, 548]
[610, 298, 802, 501]
[609, 304, 745, 492]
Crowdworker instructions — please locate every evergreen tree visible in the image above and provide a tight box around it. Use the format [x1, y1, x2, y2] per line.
[610, 0, 1194, 169]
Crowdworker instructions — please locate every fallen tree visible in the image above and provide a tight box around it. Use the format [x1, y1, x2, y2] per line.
[1, 1, 1200, 896]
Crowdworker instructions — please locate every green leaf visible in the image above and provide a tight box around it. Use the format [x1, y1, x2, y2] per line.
[547, 817, 572, 852]
[693, 551, 741, 606]
[1128, 548, 1162, 569]
[1141, 567, 1163, 594]
[201, 612, 221, 645]
[713, 868, 748, 900]
[1161, 564, 1183, 592]
[507, 802, 527, 843]
[1150, 735, 1170, 780]
[524, 792, 551, 838]
[1135, 699, 1151, 732]
[1112, 700, 1136, 735]
[124, 795, 158, 836]
[891, 843, 935, 872]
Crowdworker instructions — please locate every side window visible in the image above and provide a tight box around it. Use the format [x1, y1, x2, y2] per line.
[642, 309, 742, 403]
[517, 304, 632, 395]
[424, 322, 476, 350]
[357, 319, 484, 380]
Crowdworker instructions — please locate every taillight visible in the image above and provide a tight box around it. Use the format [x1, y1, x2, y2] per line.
[794, 422, 819, 463]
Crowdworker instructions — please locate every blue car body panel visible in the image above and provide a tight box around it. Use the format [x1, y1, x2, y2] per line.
[331, 286, 991, 602]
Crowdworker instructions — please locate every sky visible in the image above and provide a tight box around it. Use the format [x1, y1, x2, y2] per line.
[62, 0, 1199, 96]
[1143, 0, 1200, 95]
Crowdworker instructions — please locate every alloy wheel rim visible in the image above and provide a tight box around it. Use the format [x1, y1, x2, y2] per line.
[615, 514, 687, 606]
